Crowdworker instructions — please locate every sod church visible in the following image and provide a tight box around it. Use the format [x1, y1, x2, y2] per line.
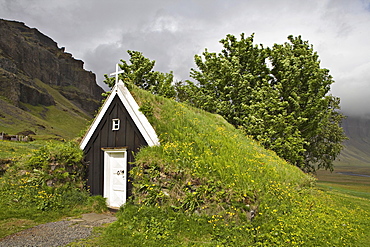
[79, 65, 159, 208]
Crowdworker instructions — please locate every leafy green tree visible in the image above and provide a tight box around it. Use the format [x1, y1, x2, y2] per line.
[184, 34, 270, 128]
[267, 35, 346, 171]
[104, 50, 176, 98]
[179, 34, 346, 172]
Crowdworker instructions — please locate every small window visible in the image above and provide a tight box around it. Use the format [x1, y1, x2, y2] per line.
[112, 119, 120, 131]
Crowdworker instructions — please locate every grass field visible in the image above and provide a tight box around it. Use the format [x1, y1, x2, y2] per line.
[315, 161, 370, 246]
[0, 140, 108, 239]
[69, 87, 370, 246]
[1, 86, 370, 245]
[316, 163, 370, 199]
[0, 140, 48, 159]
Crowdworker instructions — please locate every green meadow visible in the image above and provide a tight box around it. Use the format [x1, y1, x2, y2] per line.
[72, 87, 370, 246]
[316, 163, 370, 201]
[1, 87, 370, 246]
[0, 140, 44, 159]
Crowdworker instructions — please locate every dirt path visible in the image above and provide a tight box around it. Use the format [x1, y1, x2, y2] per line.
[0, 213, 116, 247]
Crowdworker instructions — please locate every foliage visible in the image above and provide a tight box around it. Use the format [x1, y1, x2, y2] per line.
[0, 141, 88, 211]
[103, 50, 176, 99]
[24, 141, 86, 188]
[268, 35, 346, 171]
[177, 33, 346, 172]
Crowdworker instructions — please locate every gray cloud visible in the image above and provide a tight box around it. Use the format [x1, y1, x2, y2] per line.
[1, 0, 370, 116]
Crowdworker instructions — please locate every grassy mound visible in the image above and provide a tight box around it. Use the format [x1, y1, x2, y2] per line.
[93, 88, 368, 246]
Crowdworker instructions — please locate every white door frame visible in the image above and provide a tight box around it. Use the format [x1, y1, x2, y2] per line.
[103, 148, 127, 208]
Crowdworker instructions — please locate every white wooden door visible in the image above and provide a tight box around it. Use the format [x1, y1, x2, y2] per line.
[103, 149, 127, 208]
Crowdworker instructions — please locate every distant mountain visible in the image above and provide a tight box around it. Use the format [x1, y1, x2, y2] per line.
[337, 114, 370, 166]
[0, 19, 104, 139]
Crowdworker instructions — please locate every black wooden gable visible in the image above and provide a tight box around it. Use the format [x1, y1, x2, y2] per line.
[80, 80, 159, 197]
[83, 95, 147, 195]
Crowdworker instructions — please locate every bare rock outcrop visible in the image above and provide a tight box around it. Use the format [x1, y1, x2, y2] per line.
[0, 19, 104, 115]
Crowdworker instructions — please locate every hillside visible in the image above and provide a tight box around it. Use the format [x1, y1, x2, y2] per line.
[0, 19, 104, 139]
[81, 86, 369, 246]
[0, 83, 368, 245]
[336, 115, 370, 167]
[315, 114, 370, 202]
[316, 114, 370, 188]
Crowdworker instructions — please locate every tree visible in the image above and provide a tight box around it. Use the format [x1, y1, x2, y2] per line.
[179, 34, 346, 172]
[180, 34, 269, 127]
[267, 35, 346, 171]
[104, 50, 176, 98]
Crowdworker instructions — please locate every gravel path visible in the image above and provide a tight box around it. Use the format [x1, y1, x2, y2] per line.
[0, 213, 116, 247]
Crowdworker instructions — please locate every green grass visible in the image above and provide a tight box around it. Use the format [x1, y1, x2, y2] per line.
[69, 87, 370, 246]
[316, 163, 370, 199]
[1, 86, 370, 246]
[318, 183, 370, 200]
[0, 205, 86, 239]
[0, 192, 108, 239]
[315, 161, 370, 246]
[0, 140, 110, 239]
[33, 79, 89, 119]
[21, 103, 88, 139]
[0, 75, 98, 239]
[319, 189, 370, 246]
[0, 140, 51, 159]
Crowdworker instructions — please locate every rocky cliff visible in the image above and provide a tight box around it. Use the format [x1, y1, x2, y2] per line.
[0, 19, 104, 115]
[0, 19, 106, 139]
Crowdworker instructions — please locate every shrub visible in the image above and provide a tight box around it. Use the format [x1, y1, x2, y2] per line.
[0, 141, 88, 211]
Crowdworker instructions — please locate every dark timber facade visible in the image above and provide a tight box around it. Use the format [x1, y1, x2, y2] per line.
[83, 95, 147, 196]
[80, 80, 159, 204]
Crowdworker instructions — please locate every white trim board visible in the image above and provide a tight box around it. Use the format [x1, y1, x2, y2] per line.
[79, 80, 160, 150]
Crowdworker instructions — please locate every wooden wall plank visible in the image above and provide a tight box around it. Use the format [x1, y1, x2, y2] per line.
[83, 95, 149, 198]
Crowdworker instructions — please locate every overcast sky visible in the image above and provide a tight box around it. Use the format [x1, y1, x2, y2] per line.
[1, 0, 370, 115]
